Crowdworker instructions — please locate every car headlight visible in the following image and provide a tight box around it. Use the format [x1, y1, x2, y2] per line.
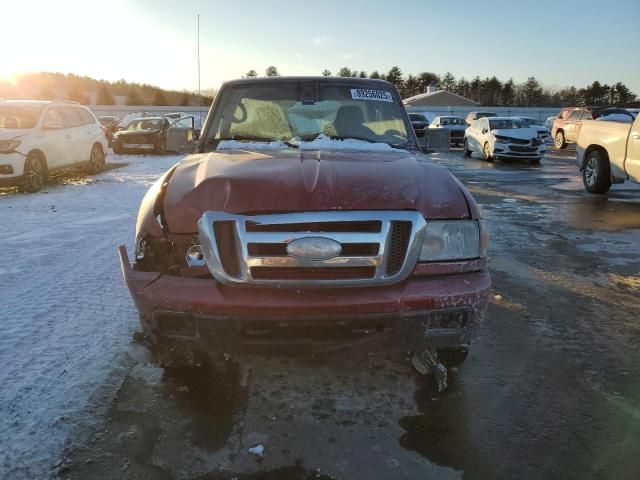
[493, 135, 508, 144]
[419, 220, 487, 261]
[0, 140, 21, 153]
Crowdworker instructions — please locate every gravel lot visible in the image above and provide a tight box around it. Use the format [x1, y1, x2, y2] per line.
[1, 148, 639, 480]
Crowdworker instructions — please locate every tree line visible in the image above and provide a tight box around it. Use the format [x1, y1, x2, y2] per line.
[244, 66, 638, 107]
[0, 72, 215, 107]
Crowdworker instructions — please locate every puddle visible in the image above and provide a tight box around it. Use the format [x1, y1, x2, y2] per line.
[398, 377, 485, 477]
[161, 358, 248, 451]
[195, 464, 335, 479]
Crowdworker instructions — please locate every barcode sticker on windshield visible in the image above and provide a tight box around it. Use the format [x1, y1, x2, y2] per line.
[351, 89, 393, 102]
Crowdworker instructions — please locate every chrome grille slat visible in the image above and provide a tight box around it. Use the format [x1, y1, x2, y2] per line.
[197, 211, 427, 287]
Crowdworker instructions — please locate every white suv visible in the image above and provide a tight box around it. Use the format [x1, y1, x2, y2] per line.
[0, 100, 108, 192]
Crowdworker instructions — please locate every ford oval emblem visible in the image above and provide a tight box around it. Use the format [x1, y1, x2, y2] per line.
[286, 237, 342, 261]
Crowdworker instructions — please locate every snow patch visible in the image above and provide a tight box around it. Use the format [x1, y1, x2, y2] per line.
[217, 134, 403, 152]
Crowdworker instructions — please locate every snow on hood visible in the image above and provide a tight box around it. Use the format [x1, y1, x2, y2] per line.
[217, 134, 405, 152]
[492, 127, 539, 140]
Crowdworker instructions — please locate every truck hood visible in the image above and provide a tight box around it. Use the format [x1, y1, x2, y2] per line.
[163, 149, 472, 233]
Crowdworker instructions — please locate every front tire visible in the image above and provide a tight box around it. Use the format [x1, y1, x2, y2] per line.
[463, 139, 471, 157]
[483, 142, 493, 162]
[87, 144, 105, 174]
[554, 130, 567, 149]
[22, 152, 47, 193]
[583, 150, 611, 194]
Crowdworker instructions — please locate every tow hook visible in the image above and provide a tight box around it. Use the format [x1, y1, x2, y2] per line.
[411, 347, 448, 392]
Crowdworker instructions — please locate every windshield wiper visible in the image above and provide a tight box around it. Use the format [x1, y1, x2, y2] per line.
[330, 135, 408, 149]
[207, 135, 299, 148]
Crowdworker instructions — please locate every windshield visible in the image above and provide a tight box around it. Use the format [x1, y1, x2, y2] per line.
[489, 118, 528, 130]
[204, 82, 411, 150]
[0, 106, 43, 129]
[440, 117, 465, 126]
[521, 118, 543, 126]
[477, 112, 497, 119]
[127, 119, 163, 130]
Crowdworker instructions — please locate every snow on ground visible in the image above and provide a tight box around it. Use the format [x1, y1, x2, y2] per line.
[0, 152, 180, 479]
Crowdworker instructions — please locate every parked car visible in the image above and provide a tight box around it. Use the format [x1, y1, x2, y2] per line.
[116, 112, 153, 131]
[119, 77, 490, 389]
[464, 116, 545, 163]
[408, 111, 435, 138]
[164, 112, 187, 121]
[544, 115, 556, 130]
[627, 108, 639, 118]
[429, 116, 467, 146]
[112, 116, 197, 155]
[551, 107, 632, 149]
[576, 113, 640, 193]
[518, 116, 553, 145]
[464, 111, 497, 126]
[0, 100, 107, 192]
[97, 115, 120, 144]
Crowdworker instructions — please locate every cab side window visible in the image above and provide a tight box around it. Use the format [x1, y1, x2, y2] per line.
[77, 108, 96, 125]
[43, 108, 64, 129]
[567, 110, 583, 120]
[59, 107, 84, 128]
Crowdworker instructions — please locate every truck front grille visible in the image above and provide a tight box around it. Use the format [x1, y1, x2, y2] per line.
[197, 211, 427, 287]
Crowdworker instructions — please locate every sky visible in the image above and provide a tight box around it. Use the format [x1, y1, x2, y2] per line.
[1, 0, 639, 93]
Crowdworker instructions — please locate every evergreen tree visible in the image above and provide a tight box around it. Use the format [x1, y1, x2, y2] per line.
[265, 66, 280, 77]
[386, 66, 404, 91]
[369, 71, 381, 79]
[321, 69, 332, 76]
[500, 78, 515, 106]
[522, 76, 543, 106]
[358, 71, 367, 78]
[441, 72, 456, 92]
[417, 72, 440, 93]
[179, 92, 190, 106]
[152, 89, 168, 106]
[244, 70, 258, 78]
[337, 67, 353, 77]
[125, 88, 144, 106]
[96, 83, 115, 105]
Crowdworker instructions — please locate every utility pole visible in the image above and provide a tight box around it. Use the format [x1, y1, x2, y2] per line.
[197, 14, 201, 118]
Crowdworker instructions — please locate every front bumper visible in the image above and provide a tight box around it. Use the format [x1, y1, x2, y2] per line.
[0, 152, 26, 184]
[119, 245, 491, 355]
[493, 144, 545, 159]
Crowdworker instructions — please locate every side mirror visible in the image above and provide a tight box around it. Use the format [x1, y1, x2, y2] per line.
[481, 128, 488, 134]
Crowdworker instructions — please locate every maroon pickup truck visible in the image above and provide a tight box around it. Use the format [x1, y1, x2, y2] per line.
[119, 77, 490, 389]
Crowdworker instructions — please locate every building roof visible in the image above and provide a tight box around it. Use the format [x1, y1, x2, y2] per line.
[403, 90, 479, 107]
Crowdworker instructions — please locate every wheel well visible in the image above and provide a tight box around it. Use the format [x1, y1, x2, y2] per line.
[583, 145, 610, 173]
[92, 142, 104, 153]
[28, 149, 48, 172]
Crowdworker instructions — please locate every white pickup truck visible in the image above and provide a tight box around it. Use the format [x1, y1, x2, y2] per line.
[576, 115, 640, 193]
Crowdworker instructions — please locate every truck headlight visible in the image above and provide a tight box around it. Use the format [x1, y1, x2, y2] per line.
[419, 220, 486, 261]
[0, 140, 20, 153]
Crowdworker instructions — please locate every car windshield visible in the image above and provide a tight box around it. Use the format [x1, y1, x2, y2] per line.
[489, 118, 528, 129]
[440, 117, 465, 126]
[0, 105, 43, 129]
[521, 118, 543, 126]
[128, 119, 163, 130]
[204, 82, 412, 150]
[477, 112, 497, 119]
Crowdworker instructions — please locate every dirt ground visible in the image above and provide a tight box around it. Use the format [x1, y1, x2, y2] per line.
[4, 148, 640, 479]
